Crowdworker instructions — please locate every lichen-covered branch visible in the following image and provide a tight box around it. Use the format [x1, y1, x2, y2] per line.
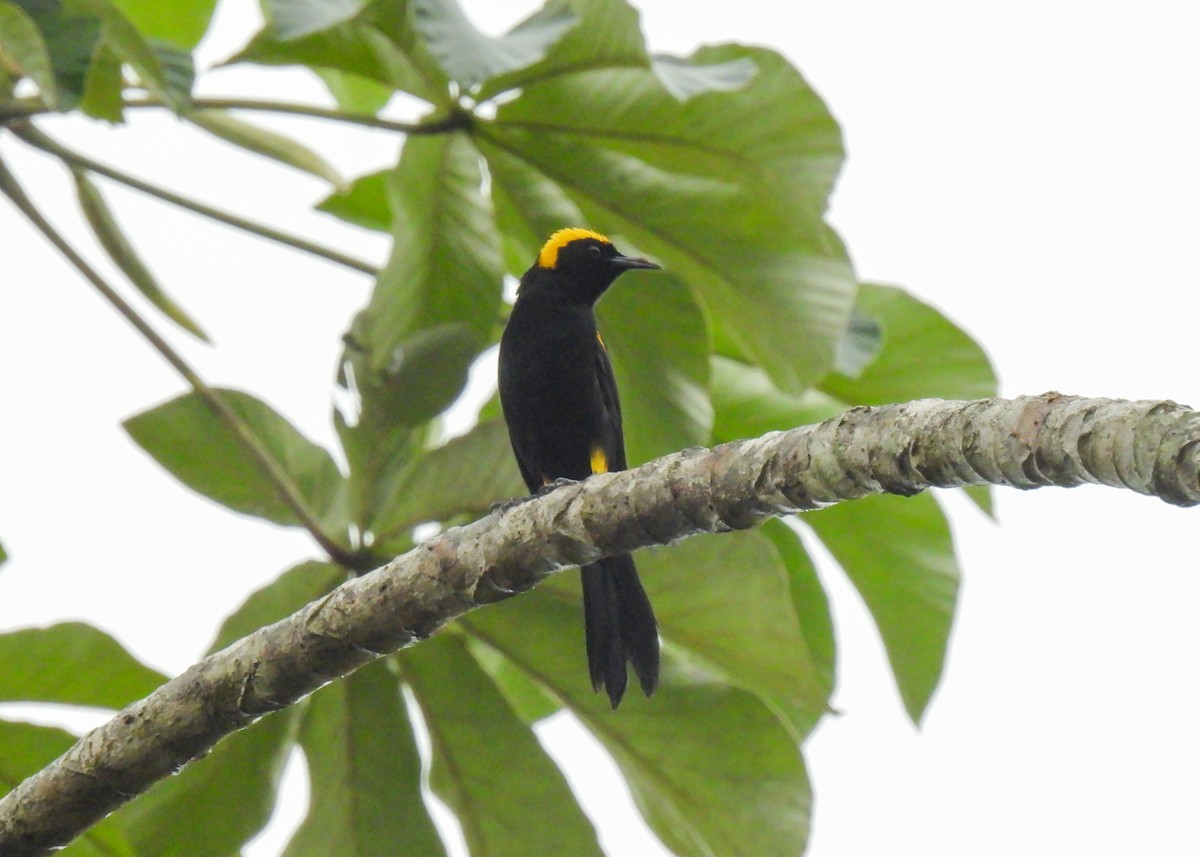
[2, 393, 1197, 855]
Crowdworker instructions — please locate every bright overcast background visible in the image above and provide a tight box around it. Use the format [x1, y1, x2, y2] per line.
[2, 1, 1199, 855]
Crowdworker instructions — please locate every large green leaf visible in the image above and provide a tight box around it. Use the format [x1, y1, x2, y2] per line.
[14, 0, 101, 108]
[108, 0, 216, 48]
[821, 282, 998, 405]
[71, 0, 193, 112]
[283, 660, 446, 857]
[462, 592, 812, 856]
[412, 0, 577, 91]
[73, 169, 210, 340]
[370, 418, 524, 540]
[0, 1, 59, 106]
[805, 492, 961, 724]
[479, 41, 855, 393]
[598, 270, 712, 466]
[0, 623, 165, 708]
[0, 720, 137, 857]
[402, 635, 603, 857]
[473, 0, 652, 102]
[124, 388, 347, 531]
[637, 530, 830, 738]
[359, 133, 501, 362]
[236, 0, 449, 108]
[116, 562, 343, 857]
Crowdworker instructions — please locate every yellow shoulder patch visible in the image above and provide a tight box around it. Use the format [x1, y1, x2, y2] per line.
[590, 446, 608, 474]
[538, 227, 611, 269]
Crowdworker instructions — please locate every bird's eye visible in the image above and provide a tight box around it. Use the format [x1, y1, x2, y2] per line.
[588, 245, 602, 257]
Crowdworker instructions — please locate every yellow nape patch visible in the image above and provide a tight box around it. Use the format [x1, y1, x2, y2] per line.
[590, 446, 609, 474]
[538, 227, 611, 269]
[596, 331, 606, 351]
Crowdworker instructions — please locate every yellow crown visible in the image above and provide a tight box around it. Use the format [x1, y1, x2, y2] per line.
[537, 227, 611, 269]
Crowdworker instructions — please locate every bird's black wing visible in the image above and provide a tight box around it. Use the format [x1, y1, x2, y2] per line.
[593, 334, 627, 471]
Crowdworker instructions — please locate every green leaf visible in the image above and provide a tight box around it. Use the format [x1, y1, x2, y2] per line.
[336, 322, 483, 530]
[473, 0, 652, 102]
[411, 0, 577, 91]
[358, 133, 501, 363]
[370, 418, 525, 539]
[821, 282, 998, 405]
[0, 1, 59, 106]
[466, 638, 562, 724]
[710, 356, 843, 444]
[108, 0, 216, 48]
[124, 388, 347, 531]
[758, 519, 836, 713]
[236, 2, 448, 107]
[402, 635, 602, 857]
[0, 539, 7, 567]
[0, 622, 165, 708]
[116, 561, 342, 857]
[73, 169, 210, 340]
[262, 0, 365, 41]
[638, 530, 830, 737]
[69, 0, 193, 111]
[283, 660, 446, 857]
[805, 492, 961, 724]
[316, 168, 391, 232]
[188, 108, 346, 188]
[14, 1, 100, 108]
[598, 270, 712, 465]
[207, 560, 344, 654]
[463, 595, 812, 857]
[79, 39, 123, 121]
[480, 42, 856, 393]
[0, 721, 138, 857]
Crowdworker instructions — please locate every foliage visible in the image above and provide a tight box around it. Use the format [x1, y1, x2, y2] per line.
[0, 0, 995, 854]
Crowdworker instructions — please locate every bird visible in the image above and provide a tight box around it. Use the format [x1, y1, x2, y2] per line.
[498, 227, 661, 708]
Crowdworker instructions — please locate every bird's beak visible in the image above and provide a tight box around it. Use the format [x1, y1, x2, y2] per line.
[611, 255, 661, 271]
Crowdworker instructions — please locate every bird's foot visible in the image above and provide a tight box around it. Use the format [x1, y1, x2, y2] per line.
[490, 478, 581, 514]
[537, 477, 580, 496]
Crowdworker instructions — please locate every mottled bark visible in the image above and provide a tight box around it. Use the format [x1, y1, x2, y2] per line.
[2, 393, 1197, 856]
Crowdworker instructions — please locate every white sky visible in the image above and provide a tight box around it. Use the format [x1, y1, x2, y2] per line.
[2, 1, 1199, 855]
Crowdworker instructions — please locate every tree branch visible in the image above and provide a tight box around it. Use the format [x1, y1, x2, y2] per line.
[2, 393, 1197, 855]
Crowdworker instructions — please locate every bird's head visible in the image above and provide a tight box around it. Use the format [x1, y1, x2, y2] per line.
[531, 228, 660, 303]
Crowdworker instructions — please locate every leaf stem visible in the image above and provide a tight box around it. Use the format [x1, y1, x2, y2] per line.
[2, 95, 471, 135]
[11, 123, 379, 275]
[0, 154, 365, 570]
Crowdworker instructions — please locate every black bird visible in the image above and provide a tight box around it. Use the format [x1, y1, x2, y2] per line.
[498, 228, 661, 708]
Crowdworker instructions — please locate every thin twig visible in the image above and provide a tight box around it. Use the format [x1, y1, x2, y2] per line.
[2, 95, 471, 135]
[11, 123, 379, 275]
[0, 155, 364, 569]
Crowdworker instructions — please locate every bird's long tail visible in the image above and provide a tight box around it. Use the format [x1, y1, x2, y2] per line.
[581, 554, 660, 708]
